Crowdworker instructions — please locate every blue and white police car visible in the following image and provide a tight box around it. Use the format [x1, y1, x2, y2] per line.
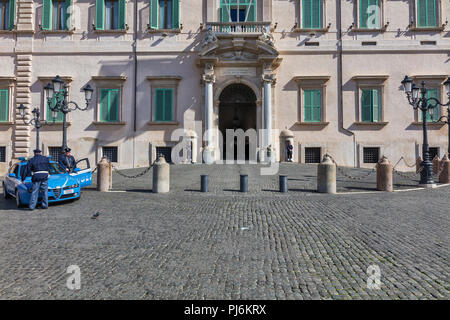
[2, 157, 92, 208]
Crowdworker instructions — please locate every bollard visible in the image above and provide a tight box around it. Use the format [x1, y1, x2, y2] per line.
[201, 175, 209, 192]
[432, 155, 441, 175]
[438, 155, 450, 184]
[279, 175, 288, 193]
[97, 157, 111, 192]
[317, 155, 336, 194]
[240, 175, 248, 193]
[153, 156, 170, 193]
[376, 156, 393, 192]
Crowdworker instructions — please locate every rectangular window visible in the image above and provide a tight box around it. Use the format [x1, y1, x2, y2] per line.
[102, 146, 118, 162]
[100, 88, 119, 122]
[96, 0, 125, 30]
[47, 91, 64, 122]
[155, 88, 173, 122]
[359, 0, 381, 29]
[417, 0, 438, 28]
[105, 0, 118, 30]
[305, 147, 321, 163]
[0, 89, 9, 122]
[363, 147, 380, 163]
[0, 146, 5, 162]
[303, 89, 321, 122]
[52, 0, 67, 30]
[421, 88, 439, 121]
[42, 0, 70, 31]
[49, 147, 62, 161]
[0, 0, 14, 30]
[156, 146, 172, 163]
[361, 89, 380, 122]
[150, 0, 179, 29]
[220, 0, 257, 22]
[302, 0, 322, 29]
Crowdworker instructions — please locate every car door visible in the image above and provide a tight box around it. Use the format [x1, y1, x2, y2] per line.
[4, 164, 18, 194]
[70, 158, 92, 188]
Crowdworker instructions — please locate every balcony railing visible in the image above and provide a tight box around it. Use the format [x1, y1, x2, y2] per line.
[206, 22, 271, 36]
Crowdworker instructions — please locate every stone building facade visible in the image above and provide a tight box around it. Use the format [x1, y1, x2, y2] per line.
[0, 0, 449, 174]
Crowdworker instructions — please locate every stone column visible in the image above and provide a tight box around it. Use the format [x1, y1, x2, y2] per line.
[262, 72, 275, 162]
[202, 65, 216, 164]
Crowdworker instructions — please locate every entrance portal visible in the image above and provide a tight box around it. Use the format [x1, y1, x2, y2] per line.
[218, 84, 257, 161]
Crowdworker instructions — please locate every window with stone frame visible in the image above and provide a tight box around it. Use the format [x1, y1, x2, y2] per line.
[299, 0, 324, 29]
[0, 0, 15, 30]
[293, 76, 329, 124]
[415, 0, 440, 28]
[95, 0, 126, 30]
[42, 0, 71, 31]
[147, 76, 181, 123]
[358, 0, 383, 29]
[149, 0, 180, 29]
[219, 0, 257, 22]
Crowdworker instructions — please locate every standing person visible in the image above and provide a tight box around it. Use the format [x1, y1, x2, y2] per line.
[286, 141, 293, 162]
[58, 147, 76, 173]
[24, 149, 50, 210]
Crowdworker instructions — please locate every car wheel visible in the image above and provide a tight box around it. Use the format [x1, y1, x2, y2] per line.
[15, 189, 24, 208]
[3, 183, 11, 199]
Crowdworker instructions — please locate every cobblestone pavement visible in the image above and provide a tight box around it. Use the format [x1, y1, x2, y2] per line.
[0, 164, 448, 299]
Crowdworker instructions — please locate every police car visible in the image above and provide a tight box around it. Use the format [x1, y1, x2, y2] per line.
[2, 157, 92, 208]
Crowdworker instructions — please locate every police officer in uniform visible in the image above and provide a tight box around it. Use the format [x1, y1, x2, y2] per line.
[25, 149, 50, 210]
[58, 147, 76, 173]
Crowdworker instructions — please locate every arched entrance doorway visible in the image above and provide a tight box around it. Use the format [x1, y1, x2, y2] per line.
[218, 84, 257, 161]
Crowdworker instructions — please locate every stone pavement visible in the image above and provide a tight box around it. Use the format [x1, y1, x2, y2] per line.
[0, 164, 448, 299]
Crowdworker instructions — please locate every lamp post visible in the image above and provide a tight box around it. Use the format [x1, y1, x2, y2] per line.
[17, 104, 42, 150]
[44, 75, 93, 151]
[401, 76, 450, 186]
[435, 78, 450, 157]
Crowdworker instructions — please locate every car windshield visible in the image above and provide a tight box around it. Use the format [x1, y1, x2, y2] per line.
[49, 163, 66, 175]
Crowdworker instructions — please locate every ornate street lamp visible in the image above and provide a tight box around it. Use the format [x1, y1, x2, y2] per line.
[434, 77, 450, 157]
[17, 104, 42, 150]
[401, 75, 450, 186]
[44, 75, 93, 151]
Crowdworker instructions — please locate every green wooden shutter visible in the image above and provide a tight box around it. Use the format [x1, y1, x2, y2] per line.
[47, 93, 64, 122]
[172, 0, 179, 29]
[304, 90, 312, 122]
[164, 89, 173, 121]
[8, 0, 15, 30]
[361, 89, 372, 122]
[109, 89, 119, 121]
[100, 89, 109, 121]
[303, 0, 311, 28]
[42, 0, 52, 30]
[360, 0, 369, 29]
[247, 0, 256, 22]
[418, 0, 438, 28]
[312, 0, 321, 28]
[426, 89, 438, 121]
[372, 89, 379, 122]
[428, 0, 437, 27]
[150, 0, 158, 29]
[220, 2, 230, 23]
[118, 0, 126, 29]
[312, 90, 321, 122]
[155, 89, 164, 121]
[0, 89, 8, 122]
[96, 0, 105, 30]
[65, 0, 71, 30]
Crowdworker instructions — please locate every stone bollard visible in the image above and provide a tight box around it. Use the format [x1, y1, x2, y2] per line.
[376, 156, 393, 192]
[97, 157, 112, 192]
[153, 156, 170, 193]
[438, 155, 450, 184]
[317, 155, 336, 194]
[432, 155, 441, 175]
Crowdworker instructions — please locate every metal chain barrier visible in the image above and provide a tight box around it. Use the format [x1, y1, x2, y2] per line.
[110, 162, 155, 179]
[392, 157, 421, 179]
[325, 154, 377, 181]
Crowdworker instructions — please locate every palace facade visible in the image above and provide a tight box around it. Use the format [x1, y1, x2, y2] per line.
[0, 0, 449, 174]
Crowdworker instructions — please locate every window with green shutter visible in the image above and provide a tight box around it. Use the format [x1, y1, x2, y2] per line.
[303, 89, 321, 122]
[100, 88, 120, 122]
[359, 0, 381, 29]
[420, 88, 439, 121]
[42, 0, 71, 31]
[302, 0, 322, 29]
[96, 0, 126, 30]
[150, 0, 180, 29]
[417, 0, 438, 28]
[0, 89, 9, 122]
[154, 88, 173, 122]
[0, 0, 15, 30]
[361, 89, 380, 122]
[219, 0, 257, 23]
[46, 91, 64, 122]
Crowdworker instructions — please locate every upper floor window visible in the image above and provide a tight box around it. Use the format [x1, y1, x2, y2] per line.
[421, 88, 440, 121]
[95, 0, 126, 30]
[0, 0, 14, 30]
[42, 0, 71, 31]
[0, 88, 9, 122]
[100, 88, 120, 122]
[417, 0, 439, 28]
[301, 0, 323, 29]
[149, 0, 179, 30]
[361, 89, 381, 122]
[220, 0, 257, 22]
[359, 0, 382, 29]
[303, 89, 321, 122]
